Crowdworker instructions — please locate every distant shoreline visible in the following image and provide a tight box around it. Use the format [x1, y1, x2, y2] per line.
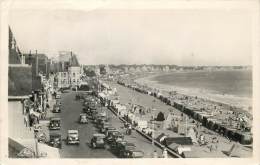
[133, 70, 252, 113]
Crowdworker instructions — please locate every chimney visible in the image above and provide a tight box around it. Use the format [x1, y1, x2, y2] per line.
[70, 51, 73, 65]
[29, 50, 32, 65]
[36, 50, 38, 76]
[21, 54, 25, 64]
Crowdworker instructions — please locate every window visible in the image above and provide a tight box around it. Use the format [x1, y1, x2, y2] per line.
[73, 79, 75, 83]
[73, 73, 75, 77]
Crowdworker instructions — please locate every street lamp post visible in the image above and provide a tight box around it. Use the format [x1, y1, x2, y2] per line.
[151, 118, 155, 147]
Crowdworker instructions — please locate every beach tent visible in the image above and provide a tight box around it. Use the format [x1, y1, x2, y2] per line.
[240, 133, 253, 144]
[137, 120, 148, 129]
[163, 113, 174, 130]
[187, 127, 198, 144]
[155, 133, 168, 144]
[167, 143, 192, 155]
[165, 137, 193, 146]
[177, 146, 192, 155]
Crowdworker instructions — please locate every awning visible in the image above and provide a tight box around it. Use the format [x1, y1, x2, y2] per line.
[29, 109, 41, 118]
[38, 143, 60, 158]
[9, 138, 36, 158]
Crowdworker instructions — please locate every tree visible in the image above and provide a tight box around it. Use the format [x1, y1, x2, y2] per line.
[156, 111, 165, 121]
[84, 68, 96, 77]
[99, 65, 106, 75]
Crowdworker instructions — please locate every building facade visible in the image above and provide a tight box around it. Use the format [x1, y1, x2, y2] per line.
[68, 66, 81, 87]
[57, 72, 70, 88]
[55, 51, 81, 89]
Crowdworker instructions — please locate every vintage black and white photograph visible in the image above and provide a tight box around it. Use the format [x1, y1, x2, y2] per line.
[1, 0, 259, 161]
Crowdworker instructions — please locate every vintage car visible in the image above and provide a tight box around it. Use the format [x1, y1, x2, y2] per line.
[90, 133, 106, 149]
[100, 122, 112, 133]
[106, 130, 124, 144]
[104, 127, 117, 136]
[53, 104, 61, 113]
[84, 102, 97, 114]
[125, 150, 144, 158]
[49, 118, 61, 130]
[49, 133, 62, 148]
[89, 110, 98, 120]
[95, 115, 107, 126]
[79, 113, 88, 124]
[86, 101, 97, 110]
[67, 130, 80, 145]
[117, 142, 136, 158]
[56, 92, 61, 99]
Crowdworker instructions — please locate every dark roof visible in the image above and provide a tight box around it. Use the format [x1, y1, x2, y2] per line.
[9, 49, 22, 64]
[24, 53, 48, 60]
[8, 66, 32, 96]
[70, 55, 80, 66]
[165, 137, 193, 146]
[9, 27, 22, 64]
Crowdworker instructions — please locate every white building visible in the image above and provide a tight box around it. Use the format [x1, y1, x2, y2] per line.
[56, 51, 81, 89]
[57, 72, 70, 88]
[69, 66, 81, 87]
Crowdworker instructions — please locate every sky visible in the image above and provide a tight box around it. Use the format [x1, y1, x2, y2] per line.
[8, 2, 253, 66]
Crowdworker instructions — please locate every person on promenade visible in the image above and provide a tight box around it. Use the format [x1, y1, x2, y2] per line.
[152, 150, 158, 158]
[24, 115, 29, 127]
[128, 124, 132, 135]
[162, 148, 168, 158]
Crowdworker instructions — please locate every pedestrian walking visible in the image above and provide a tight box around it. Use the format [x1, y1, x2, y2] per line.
[24, 115, 28, 127]
[162, 148, 168, 158]
[152, 150, 158, 158]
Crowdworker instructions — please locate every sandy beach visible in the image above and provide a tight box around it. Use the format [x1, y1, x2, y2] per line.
[134, 72, 252, 113]
[107, 81, 252, 158]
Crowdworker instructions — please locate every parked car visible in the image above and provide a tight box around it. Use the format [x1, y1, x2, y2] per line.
[56, 93, 61, 99]
[67, 130, 80, 145]
[90, 133, 106, 149]
[90, 110, 98, 120]
[79, 113, 88, 124]
[117, 142, 136, 158]
[106, 130, 124, 144]
[126, 150, 144, 158]
[100, 122, 112, 133]
[104, 127, 117, 136]
[49, 133, 62, 148]
[95, 115, 107, 126]
[49, 118, 61, 130]
[53, 104, 61, 113]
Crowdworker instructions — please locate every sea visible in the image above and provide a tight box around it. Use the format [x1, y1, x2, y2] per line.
[136, 70, 252, 110]
[150, 70, 252, 98]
